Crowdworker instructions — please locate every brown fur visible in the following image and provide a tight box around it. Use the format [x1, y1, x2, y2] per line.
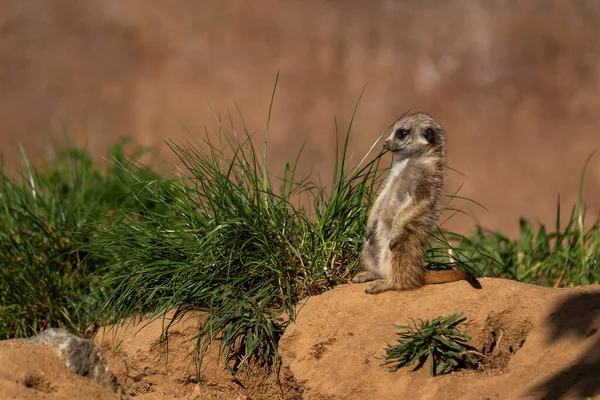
[353, 112, 480, 294]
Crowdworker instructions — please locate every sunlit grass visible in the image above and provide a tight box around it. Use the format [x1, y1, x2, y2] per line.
[0, 139, 163, 338]
[91, 82, 393, 371]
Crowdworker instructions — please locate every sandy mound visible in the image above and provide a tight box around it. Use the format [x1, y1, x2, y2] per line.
[3, 278, 600, 399]
[279, 278, 600, 400]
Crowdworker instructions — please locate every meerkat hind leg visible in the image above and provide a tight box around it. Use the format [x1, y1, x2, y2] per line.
[365, 256, 424, 294]
[353, 237, 382, 283]
[365, 279, 396, 294]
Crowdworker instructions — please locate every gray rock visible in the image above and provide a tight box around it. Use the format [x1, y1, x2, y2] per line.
[27, 328, 128, 399]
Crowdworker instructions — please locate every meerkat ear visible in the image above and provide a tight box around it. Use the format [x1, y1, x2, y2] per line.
[423, 127, 436, 144]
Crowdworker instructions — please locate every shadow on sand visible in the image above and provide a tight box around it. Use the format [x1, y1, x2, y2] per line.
[531, 292, 600, 400]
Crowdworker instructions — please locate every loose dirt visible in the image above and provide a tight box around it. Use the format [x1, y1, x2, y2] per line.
[2, 278, 600, 399]
[93, 312, 303, 400]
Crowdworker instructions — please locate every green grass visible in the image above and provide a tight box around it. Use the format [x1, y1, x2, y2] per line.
[382, 312, 480, 376]
[0, 139, 164, 338]
[0, 90, 598, 376]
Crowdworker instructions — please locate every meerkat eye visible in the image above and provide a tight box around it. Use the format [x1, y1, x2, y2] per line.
[423, 127, 436, 143]
[395, 128, 410, 138]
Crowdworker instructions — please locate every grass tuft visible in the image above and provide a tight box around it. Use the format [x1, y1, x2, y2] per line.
[0, 139, 161, 338]
[382, 312, 480, 376]
[91, 92, 389, 372]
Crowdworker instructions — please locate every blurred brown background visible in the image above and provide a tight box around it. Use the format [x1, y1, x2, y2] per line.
[1, 0, 599, 236]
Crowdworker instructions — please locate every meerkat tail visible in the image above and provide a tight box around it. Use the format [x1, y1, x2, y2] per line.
[424, 270, 482, 289]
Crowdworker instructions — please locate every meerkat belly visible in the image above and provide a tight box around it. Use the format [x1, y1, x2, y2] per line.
[375, 193, 411, 271]
[373, 159, 412, 273]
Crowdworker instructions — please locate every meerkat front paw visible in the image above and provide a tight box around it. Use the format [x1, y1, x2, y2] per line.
[389, 235, 402, 251]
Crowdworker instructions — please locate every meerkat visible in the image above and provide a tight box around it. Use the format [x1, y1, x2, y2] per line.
[353, 112, 480, 294]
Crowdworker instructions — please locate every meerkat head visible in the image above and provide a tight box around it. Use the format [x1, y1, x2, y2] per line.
[382, 112, 445, 158]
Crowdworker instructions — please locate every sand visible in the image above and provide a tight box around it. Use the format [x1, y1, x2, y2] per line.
[2, 278, 600, 399]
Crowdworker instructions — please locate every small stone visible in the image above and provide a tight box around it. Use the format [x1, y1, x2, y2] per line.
[27, 328, 129, 399]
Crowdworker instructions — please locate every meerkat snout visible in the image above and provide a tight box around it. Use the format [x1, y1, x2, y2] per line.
[382, 139, 392, 151]
[382, 127, 410, 153]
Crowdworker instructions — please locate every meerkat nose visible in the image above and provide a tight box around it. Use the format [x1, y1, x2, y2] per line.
[383, 139, 391, 150]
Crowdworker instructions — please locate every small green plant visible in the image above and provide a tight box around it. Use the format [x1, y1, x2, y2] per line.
[382, 312, 480, 376]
